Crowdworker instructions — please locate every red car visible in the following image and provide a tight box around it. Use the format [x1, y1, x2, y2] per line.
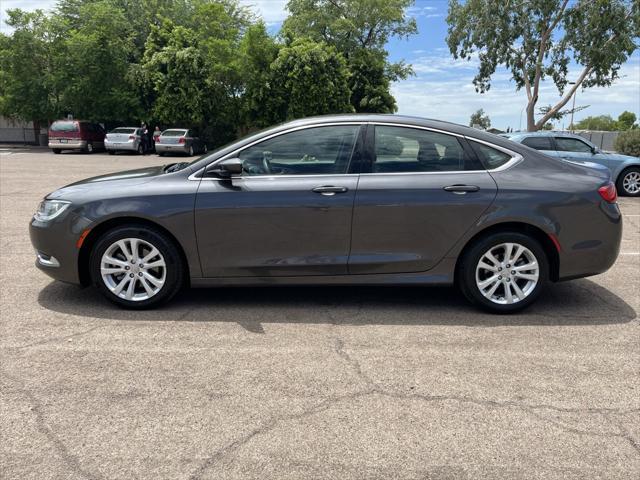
[48, 120, 106, 154]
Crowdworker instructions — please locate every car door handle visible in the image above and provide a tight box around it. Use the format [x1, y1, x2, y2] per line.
[312, 185, 349, 196]
[443, 184, 480, 194]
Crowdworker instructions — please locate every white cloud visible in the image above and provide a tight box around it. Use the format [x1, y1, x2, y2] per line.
[241, 0, 288, 24]
[393, 54, 640, 130]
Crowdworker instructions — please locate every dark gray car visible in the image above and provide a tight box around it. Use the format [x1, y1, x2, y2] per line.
[30, 115, 622, 313]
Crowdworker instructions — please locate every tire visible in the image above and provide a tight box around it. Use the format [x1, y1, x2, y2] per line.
[108, 150, 115, 155]
[158, 152, 165, 157]
[52, 149, 61, 154]
[203, 144, 208, 154]
[137, 144, 144, 155]
[616, 167, 640, 197]
[458, 232, 549, 314]
[85, 142, 94, 154]
[90, 225, 185, 309]
[188, 146, 194, 156]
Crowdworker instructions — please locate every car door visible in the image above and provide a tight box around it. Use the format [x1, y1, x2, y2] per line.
[554, 136, 604, 167]
[348, 124, 498, 274]
[194, 123, 363, 277]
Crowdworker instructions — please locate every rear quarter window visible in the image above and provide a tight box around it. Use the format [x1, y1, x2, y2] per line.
[470, 142, 514, 170]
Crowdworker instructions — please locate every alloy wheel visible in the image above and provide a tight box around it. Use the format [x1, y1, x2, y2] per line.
[100, 238, 166, 301]
[622, 171, 640, 195]
[475, 242, 539, 305]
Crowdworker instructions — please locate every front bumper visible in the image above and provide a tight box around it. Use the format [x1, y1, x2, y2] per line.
[49, 140, 87, 150]
[29, 216, 86, 284]
[155, 143, 188, 154]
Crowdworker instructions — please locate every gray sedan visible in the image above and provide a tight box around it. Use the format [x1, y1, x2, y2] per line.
[29, 115, 622, 313]
[155, 129, 207, 156]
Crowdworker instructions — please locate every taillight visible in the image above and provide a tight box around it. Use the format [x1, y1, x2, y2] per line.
[178, 137, 185, 144]
[598, 182, 617, 203]
[129, 135, 135, 140]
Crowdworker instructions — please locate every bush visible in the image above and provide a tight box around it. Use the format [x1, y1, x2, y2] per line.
[614, 129, 640, 157]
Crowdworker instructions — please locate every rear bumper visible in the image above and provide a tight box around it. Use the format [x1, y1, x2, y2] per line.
[105, 140, 138, 151]
[156, 143, 188, 154]
[557, 201, 623, 281]
[49, 140, 87, 150]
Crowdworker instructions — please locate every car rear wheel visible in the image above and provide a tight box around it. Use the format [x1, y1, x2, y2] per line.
[90, 226, 185, 309]
[85, 142, 94, 154]
[188, 146, 194, 156]
[137, 144, 144, 155]
[617, 167, 640, 197]
[52, 149, 61, 154]
[458, 232, 548, 313]
[108, 150, 115, 155]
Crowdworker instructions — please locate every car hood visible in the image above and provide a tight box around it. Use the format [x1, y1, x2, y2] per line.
[46, 166, 165, 200]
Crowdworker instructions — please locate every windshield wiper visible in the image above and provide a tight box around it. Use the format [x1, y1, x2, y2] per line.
[164, 162, 189, 173]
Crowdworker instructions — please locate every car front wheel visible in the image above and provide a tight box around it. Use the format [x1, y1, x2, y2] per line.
[617, 167, 640, 197]
[458, 232, 548, 313]
[90, 226, 185, 309]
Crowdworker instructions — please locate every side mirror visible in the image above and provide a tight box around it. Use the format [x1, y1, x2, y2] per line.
[206, 158, 243, 178]
[591, 146, 598, 154]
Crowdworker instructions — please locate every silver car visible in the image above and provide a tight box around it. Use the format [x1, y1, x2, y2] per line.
[105, 127, 144, 155]
[155, 129, 207, 156]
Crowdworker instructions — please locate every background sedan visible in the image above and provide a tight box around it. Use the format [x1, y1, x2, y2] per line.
[104, 127, 144, 155]
[155, 129, 207, 156]
[503, 131, 640, 197]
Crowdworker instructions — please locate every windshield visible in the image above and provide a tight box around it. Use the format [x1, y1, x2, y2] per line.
[162, 130, 187, 137]
[50, 121, 79, 132]
[110, 127, 136, 134]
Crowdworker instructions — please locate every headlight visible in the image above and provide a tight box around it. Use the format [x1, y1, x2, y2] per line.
[34, 200, 71, 222]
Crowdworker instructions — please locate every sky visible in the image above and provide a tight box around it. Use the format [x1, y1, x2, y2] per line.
[2, 0, 639, 130]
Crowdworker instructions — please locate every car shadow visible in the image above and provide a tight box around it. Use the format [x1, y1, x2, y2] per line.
[37, 278, 636, 332]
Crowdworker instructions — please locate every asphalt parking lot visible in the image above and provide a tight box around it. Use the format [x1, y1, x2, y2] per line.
[1, 147, 639, 479]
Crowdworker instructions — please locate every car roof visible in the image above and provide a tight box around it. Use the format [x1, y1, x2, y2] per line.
[507, 131, 586, 139]
[188, 114, 537, 172]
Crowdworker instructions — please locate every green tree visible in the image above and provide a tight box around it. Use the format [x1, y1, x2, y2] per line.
[282, 0, 417, 113]
[60, 1, 141, 122]
[447, 0, 640, 131]
[237, 22, 281, 131]
[617, 111, 637, 130]
[573, 115, 618, 131]
[614, 129, 640, 156]
[268, 39, 354, 121]
[0, 9, 64, 134]
[469, 108, 491, 129]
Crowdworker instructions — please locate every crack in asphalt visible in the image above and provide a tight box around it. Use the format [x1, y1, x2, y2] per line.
[10, 325, 105, 350]
[2, 370, 104, 480]
[187, 336, 639, 479]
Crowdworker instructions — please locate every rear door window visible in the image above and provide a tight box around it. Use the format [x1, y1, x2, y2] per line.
[372, 126, 475, 172]
[521, 136, 553, 150]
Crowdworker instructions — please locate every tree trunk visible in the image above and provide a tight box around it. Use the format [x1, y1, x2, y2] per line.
[526, 100, 537, 132]
[33, 120, 41, 146]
